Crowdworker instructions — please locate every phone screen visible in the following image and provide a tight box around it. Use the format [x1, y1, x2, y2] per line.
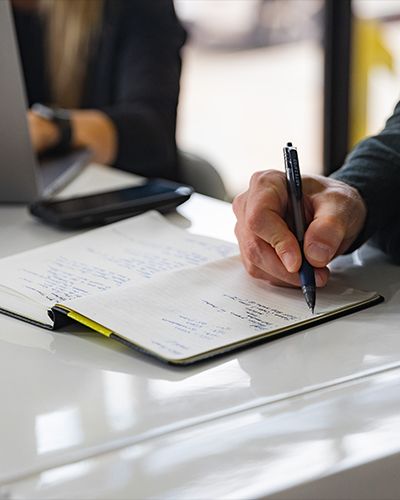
[30, 179, 193, 228]
[47, 182, 189, 214]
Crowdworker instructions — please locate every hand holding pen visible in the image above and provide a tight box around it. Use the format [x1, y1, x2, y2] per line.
[232, 152, 367, 294]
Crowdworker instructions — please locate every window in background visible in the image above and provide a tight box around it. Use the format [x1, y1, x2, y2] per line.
[175, 0, 324, 197]
[351, 1, 400, 148]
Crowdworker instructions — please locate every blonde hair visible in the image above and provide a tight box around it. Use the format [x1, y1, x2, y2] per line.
[39, 0, 103, 108]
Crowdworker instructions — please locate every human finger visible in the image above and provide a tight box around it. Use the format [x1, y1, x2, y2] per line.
[235, 221, 329, 287]
[240, 171, 303, 273]
[304, 184, 367, 267]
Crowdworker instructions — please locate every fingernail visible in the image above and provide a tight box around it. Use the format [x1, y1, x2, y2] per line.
[281, 252, 297, 272]
[307, 242, 332, 264]
[315, 272, 324, 287]
[315, 269, 328, 287]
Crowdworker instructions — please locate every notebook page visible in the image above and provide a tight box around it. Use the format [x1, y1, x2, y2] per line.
[66, 256, 378, 362]
[0, 212, 237, 309]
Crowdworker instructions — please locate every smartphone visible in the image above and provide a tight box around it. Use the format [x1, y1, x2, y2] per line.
[29, 179, 193, 229]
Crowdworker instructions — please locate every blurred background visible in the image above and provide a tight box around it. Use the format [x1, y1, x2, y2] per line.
[174, 0, 400, 198]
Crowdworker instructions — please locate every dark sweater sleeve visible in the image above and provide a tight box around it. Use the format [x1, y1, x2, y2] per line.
[99, 0, 186, 181]
[331, 100, 400, 262]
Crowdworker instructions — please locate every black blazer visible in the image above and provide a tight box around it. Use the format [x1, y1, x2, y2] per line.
[13, 0, 186, 181]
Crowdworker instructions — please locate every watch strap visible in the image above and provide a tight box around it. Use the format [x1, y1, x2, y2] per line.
[52, 113, 72, 155]
[31, 103, 72, 155]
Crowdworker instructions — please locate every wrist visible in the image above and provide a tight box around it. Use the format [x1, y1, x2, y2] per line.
[342, 183, 369, 253]
[354, 186, 367, 230]
[70, 110, 117, 164]
[31, 103, 72, 155]
[38, 116, 60, 151]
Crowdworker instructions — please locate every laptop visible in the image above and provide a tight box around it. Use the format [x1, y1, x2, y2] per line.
[0, 0, 90, 203]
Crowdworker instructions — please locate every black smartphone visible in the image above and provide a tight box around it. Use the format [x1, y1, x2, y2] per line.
[29, 179, 193, 229]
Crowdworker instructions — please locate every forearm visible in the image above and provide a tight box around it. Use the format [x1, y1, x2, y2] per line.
[331, 102, 400, 258]
[71, 110, 117, 165]
[29, 108, 117, 166]
[89, 0, 185, 180]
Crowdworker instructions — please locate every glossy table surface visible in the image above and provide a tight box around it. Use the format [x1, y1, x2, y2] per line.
[1, 165, 400, 499]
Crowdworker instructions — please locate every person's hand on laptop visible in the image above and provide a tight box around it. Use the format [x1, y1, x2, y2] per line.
[27, 109, 117, 164]
[232, 170, 367, 287]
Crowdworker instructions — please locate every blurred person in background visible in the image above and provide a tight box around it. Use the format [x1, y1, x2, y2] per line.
[12, 0, 186, 180]
[233, 101, 400, 287]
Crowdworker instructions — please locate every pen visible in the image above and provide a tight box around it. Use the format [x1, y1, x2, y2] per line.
[283, 142, 316, 313]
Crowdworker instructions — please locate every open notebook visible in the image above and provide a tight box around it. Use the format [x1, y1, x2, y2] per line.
[0, 212, 383, 365]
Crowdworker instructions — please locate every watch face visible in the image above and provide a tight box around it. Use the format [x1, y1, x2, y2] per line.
[31, 103, 70, 121]
[31, 103, 55, 121]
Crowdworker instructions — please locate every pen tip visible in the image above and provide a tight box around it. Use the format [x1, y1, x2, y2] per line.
[302, 285, 315, 314]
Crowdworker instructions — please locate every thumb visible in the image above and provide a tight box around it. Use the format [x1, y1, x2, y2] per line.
[304, 214, 346, 267]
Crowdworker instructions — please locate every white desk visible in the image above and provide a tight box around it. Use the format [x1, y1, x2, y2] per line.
[1, 166, 400, 499]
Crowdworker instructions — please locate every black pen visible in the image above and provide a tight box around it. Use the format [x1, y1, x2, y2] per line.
[283, 142, 316, 313]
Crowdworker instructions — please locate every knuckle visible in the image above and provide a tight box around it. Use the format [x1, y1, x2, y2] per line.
[268, 231, 284, 250]
[243, 238, 263, 267]
[246, 207, 265, 234]
[267, 228, 291, 254]
[250, 169, 285, 189]
[249, 170, 265, 186]
[246, 211, 290, 251]
[232, 192, 244, 216]
[274, 240, 293, 258]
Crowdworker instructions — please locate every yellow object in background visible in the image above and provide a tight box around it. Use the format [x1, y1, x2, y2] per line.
[350, 18, 394, 147]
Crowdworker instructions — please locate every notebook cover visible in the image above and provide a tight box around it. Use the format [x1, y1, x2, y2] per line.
[54, 294, 384, 366]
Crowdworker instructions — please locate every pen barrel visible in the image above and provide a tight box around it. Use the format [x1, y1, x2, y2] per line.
[283, 146, 306, 241]
[284, 143, 316, 311]
[299, 254, 315, 289]
[289, 196, 306, 241]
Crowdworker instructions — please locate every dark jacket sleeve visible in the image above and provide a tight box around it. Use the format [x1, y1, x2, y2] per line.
[98, 0, 186, 181]
[331, 100, 400, 262]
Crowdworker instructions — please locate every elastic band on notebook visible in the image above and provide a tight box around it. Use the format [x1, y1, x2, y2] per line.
[55, 305, 113, 338]
[68, 310, 113, 337]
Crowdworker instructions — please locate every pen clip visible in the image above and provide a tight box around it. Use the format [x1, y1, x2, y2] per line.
[283, 144, 302, 199]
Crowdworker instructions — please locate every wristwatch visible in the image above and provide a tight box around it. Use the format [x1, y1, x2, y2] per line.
[31, 103, 72, 155]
